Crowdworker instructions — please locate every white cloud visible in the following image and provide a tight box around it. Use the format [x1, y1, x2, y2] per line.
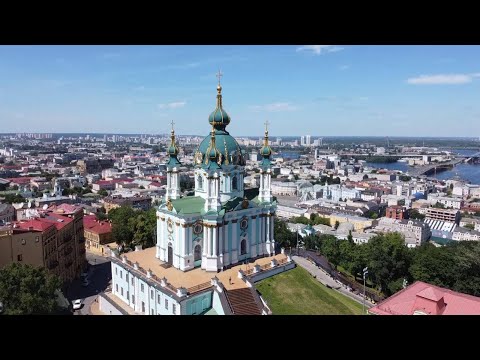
[250, 102, 297, 112]
[339, 64, 350, 70]
[133, 86, 145, 91]
[158, 101, 186, 110]
[407, 73, 479, 85]
[296, 45, 344, 55]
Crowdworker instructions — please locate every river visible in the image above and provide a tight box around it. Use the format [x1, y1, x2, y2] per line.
[366, 148, 480, 184]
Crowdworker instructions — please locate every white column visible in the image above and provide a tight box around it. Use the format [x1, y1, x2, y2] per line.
[266, 216, 270, 243]
[210, 227, 214, 256]
[205, 226, 210, 256]
[270, 216, 274, 241]
[165, 171, 171, 201]
[203, 227, 208, 256]
[259, 172, 264, 192]
[212, 226, 217, 256]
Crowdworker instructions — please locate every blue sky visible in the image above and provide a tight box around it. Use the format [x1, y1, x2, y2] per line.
[0, 45, 479, 137]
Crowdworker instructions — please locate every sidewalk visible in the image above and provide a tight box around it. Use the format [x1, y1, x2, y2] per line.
[89, 299, 106, 315]
[293, 256, 375, 308]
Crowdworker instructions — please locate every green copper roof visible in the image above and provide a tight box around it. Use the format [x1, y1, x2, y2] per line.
[259, 124, 272, 169]
[166, 127, 181, 169]
[195, 129, 246, 169]
[208, 84, 231, 131]
[170, 196, 205, 214]
[208, 108, 231, 129]
[166, 156, 181, 168]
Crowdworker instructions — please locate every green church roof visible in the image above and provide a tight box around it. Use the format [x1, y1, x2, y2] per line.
[170, 196, 205, 214]
[166, 123, 181, 169]
[191, 78, 248, 170]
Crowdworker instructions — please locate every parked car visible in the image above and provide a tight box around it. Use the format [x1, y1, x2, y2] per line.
[72, 299, 83, 310]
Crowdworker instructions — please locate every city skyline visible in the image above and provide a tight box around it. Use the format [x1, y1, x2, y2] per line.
[0, 45, 479, 136]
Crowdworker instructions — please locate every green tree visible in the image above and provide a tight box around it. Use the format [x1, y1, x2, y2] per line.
[2, 193, 24, 204]
[449, 241, 480, 296]
[98, 189, 108, 197]
[365, 233, 411, 295]
[464, 223, 475, 231]
[109, 206, 137, 248]
[291, 216, 310, 225]
[130, 208, 157, 248]
[334, 220, 340, 230]
[313, 215, 331, 226]
[433, 202, 445, 209]
[409, 243, 456, 289]
[362, 174, 369, 180]
[274, 219, 296, 249]
[409, 209, 425, 220]
[139, 185, 145, 189]
[96, 211, 108, 221]
[0, 263, 63, 315]
[338, 239, 355, 272]
[302, 234, 319, 251]
[399, 175, 411, 182]
[319, 235, 341, 269]
[347, 230, 353, 243]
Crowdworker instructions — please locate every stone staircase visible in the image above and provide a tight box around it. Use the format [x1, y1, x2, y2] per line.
[225, 288, 263, 315]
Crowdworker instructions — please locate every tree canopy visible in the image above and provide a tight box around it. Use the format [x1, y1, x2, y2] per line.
[0, 263, 63, 315]
[109, 206, 156, 250]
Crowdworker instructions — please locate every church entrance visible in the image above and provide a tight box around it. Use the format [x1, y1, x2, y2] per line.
[194, 244, 202, 268]
[168, 244, 173, 266]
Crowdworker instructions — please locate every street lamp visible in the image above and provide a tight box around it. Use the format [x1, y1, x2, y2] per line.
[363, 267, 368, 315]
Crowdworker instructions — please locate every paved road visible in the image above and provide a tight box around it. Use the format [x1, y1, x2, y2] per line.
[66, 252, 111, 315]
[293, 256, 374, 311]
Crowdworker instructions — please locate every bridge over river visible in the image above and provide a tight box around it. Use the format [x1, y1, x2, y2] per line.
[407, 157, 466, 177]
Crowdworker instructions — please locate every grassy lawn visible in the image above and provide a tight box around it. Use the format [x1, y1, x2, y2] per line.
[256, 266, 363, 315]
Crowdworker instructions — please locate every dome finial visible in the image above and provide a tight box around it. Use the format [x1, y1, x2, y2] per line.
[166, 120, 181, 168]
[216, 69, 223, 92]
[208, 70, 230, 130]
[260, 120, 272, 168]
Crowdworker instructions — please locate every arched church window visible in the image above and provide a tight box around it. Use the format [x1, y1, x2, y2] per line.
[232, 176, 238, 191]
[194, 245, 202, 261]
[197, 175, 203, 190]
[240, 239, 247, 255]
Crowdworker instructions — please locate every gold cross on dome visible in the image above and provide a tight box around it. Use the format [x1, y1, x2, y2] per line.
[264, 120, 270, 131]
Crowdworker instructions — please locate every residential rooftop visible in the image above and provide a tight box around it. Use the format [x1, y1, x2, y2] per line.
[369, 281, 480, 315]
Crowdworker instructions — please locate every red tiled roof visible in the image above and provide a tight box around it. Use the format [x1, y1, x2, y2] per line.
[149, 181, 162, 187]
[14, 219, 55, 232]
[6, 177, 33, 184]
[369, 281, 480, 315]
[83, 215, 112, 235]
[48, 203, 82, 215]
[95, 178, 134, 185]
[39, 213, 73, 230]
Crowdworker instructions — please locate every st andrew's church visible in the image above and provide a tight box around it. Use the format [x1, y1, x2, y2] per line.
[156, 76, 277, 272]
